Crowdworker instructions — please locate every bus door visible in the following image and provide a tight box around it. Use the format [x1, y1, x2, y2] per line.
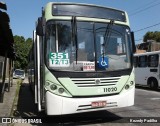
[34, 31, 42, 112]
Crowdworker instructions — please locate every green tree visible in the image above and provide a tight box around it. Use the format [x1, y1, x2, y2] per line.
[143, 31, 160, 42]
[14, 35, 32, 69]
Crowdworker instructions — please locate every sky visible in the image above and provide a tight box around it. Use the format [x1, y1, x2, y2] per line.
[1, 0, 160, 44]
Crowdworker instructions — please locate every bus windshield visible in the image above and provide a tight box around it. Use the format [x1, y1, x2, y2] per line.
[46, 20, 132, 72]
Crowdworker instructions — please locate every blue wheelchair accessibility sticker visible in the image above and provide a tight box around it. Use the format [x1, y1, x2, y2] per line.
[98, 57, 109, 68]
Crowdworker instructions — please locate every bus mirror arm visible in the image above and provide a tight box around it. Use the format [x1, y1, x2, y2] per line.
[131, 32, 136, 53]
[36, 17, 46, 36]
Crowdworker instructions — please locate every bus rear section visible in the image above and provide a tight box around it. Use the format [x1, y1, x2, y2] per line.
[134, 51, 160, 90]
[28, 2, 136, 115]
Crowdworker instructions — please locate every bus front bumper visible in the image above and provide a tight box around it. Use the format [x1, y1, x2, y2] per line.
[45, 87, 135, 115]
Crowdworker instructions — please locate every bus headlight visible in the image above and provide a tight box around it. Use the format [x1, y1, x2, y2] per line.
[45, 81, 72, 97]
[130, 81, 134, 85]
[58, 88, 64, 94]
[45, 82, 50, 86]
[50, 84, 57, 90]
[125, 84, 130, 90]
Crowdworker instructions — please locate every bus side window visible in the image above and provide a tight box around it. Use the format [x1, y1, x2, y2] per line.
[148, 54, 159, 67]
[133, 57, 138, 67]
[138, 56, 147, 67]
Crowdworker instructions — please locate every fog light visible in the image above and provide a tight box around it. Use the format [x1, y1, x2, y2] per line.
[125, 85, 130, 90]
[58, 88, 64, 94]
[50, 85, 57, 90]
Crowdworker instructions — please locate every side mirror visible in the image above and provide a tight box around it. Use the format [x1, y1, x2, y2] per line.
[36, 17, 45, 36]
[131, 32, 136, 53]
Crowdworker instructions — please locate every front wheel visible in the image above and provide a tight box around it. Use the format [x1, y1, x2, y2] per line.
[149, 79, 158, 90]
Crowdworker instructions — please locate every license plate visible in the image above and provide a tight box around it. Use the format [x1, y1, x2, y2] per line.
[91, 101, 106, 108]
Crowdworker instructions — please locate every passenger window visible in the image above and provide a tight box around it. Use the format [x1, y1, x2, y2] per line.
[139, 56, 147, 67]
[148, 54, 158, 67]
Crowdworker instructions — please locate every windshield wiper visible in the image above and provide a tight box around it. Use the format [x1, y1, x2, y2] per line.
[71, 16, 78, 64]
[102, 20, 114, 61]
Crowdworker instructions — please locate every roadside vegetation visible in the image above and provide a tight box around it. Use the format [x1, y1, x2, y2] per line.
[143, 31, 160, 42]
[14, 35, 32, 70]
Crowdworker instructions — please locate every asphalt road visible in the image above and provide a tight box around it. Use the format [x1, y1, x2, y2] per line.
[12, 79, 160, 126]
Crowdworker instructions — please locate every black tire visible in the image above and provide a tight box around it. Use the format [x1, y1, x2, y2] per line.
[149, 79, 158, 90]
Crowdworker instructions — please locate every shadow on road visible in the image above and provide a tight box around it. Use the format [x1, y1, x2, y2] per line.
[14, 82, 125, 125]
[136, 85, 160, 92]
[14, 83, 39, 117]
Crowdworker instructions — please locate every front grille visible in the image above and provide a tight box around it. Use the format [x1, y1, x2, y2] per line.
[71, 77, 120, 87]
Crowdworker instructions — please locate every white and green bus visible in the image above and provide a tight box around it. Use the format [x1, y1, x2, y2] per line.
[28, 2, 136, 115]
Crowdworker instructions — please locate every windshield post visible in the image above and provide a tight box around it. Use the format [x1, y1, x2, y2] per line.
[125, 33, 131, 68]
[55, 23, 59, 52]
[71, 16, 78, 64]
[93, 22, 97, 71]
